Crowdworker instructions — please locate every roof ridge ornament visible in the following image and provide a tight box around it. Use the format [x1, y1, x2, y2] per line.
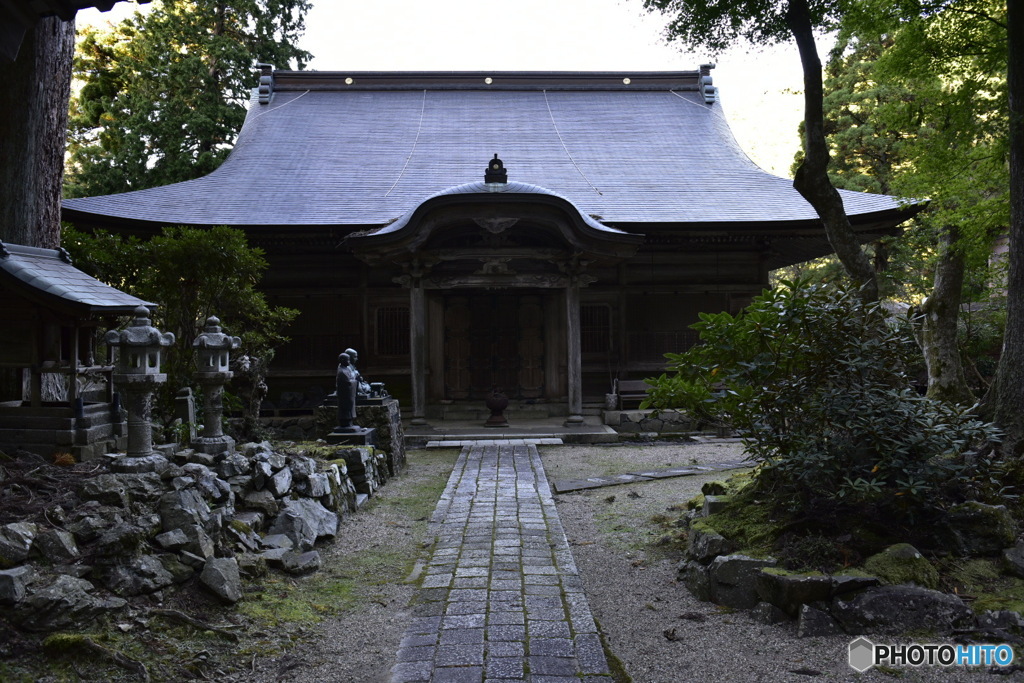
[699, 63, 718, 105]
[257, 63, 275, 104]
[485, 154, 507, 184]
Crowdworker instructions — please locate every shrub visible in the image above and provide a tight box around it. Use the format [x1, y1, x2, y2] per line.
[644, 280, 1003, 525]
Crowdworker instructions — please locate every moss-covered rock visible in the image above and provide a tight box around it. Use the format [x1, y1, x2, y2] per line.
[863, 544, 939, 589]
[941, 502, 1017, 557]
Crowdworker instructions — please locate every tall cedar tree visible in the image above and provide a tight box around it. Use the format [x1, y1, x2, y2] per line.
[844, 0, 1022, 449]
[643, 0, 880, 300]
[816, 18, 1008, 405]
[0, 16, 75, 247]
[65, 0, 310, 196]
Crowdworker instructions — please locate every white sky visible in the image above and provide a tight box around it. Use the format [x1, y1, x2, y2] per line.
[76, 0, 807, 176]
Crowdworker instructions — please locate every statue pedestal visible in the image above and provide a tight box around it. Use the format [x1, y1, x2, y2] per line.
[106, 452, 170, 473]
[325, 427, 376, 446]
[192, 435, 236, 455]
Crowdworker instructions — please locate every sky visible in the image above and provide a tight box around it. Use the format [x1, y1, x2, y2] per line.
[76, 0, 807, 176]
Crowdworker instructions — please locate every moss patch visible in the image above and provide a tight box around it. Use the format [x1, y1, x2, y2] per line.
[863, 544, 939, 589]
[941, 557, 1024, 614]
[691, 488, 782, 558]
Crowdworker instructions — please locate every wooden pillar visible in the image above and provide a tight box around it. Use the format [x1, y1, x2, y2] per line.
[409, 272, 429, 426]
[564, 280, 584, 425]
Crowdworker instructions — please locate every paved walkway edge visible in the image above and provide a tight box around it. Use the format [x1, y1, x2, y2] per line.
[390, 443, 613, 682]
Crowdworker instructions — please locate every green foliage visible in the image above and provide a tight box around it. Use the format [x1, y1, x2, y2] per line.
[65, 0, 311, 197]
[644, 280, 1002, 523]
[62, 224, 298, 419]
[641, 0, 849, 52]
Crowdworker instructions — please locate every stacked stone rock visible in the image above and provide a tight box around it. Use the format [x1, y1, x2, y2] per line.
[0, 441, 382, 632]
[677, 481, 1021, 638]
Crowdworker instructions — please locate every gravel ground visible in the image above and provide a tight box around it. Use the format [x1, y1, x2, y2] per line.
[244, 441, 1006, 682]
[542, 441, 1002, 683]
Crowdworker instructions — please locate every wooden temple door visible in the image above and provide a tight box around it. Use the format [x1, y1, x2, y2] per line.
[443, 291, 545, 400]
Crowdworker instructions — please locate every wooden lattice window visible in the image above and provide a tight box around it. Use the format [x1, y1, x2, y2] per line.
[375, 306, 410, 356]
[581, 304, 611, 354]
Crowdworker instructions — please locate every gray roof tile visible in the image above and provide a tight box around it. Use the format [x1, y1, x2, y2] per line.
[0, 242, 152, 315]
[62, 70, 913, 228]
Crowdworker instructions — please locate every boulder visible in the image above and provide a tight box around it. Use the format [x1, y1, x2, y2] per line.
[289, 456, 317, 479]
[66, 504, 124, 543]
[216, 452, 252, 478]
[0, 522, 37, 568]
[797, 604, 843, 637]
[675, 557, 708, 602]
[977, 610, 1024, 630]
[233, 511, 265, 531]
[102, 555, 176, 596]
[0, 566, 35, 605]
[200, 557, 242, 603]
[154, 528, 189, 551]
[281, 550, 322, 575]
[267, 467, 293, 497]
[179, 524, 215, 560]
[268, 499, 338, 551]
[225, 519, 261, 552]
[831, 573, 882, 598]
[755, 569, 833, 617]
[92, 522, 149, 560]
[831, 585, 973, 635]
[1004, 542, 1024, 579]
[157, 554, 195, 583]
[751, 601, 790, 625]
[297, 472, 331, 498]
[251, 460, 273, 489]
[241, 490, 280, 516]
[863, 544, 939, 589]
[78, 473, 163, 506]
[709, 554, 777, 609]
[159, 489, 212, 532]
[702, 495, 731, 517]
[32, 529, 80, 564]
[18, 575, 127, 631]
[686, 524, 736, 562]
[941, 502, 1017, 556]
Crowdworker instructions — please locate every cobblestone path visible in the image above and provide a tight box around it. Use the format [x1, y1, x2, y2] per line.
[390, 443, 613, 683]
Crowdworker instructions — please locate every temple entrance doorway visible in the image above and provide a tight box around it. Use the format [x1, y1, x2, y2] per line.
[442, 290, 548, 401]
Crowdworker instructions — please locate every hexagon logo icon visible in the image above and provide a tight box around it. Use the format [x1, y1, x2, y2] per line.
[849, 636, 875, 672]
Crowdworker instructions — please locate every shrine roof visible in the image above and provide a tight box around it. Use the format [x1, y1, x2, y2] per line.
[0, 241, 152, 316]
[62, 69, 919, 230]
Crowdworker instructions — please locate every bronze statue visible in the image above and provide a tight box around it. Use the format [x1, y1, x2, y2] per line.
[344, 347, 373, 398]
[334, 352, 358, 431]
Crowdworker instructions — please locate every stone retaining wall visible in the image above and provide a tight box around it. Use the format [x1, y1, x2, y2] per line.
[0, 439, 395, 632]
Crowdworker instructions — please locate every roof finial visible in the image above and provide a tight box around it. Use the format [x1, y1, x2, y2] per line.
[485, 154, 507, 184]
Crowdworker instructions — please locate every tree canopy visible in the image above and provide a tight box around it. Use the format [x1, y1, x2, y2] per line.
[64, 0, 311, 197]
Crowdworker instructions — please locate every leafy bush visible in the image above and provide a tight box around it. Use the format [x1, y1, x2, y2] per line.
[62, 224, 298, 436]
[644, 280, 1003, 524]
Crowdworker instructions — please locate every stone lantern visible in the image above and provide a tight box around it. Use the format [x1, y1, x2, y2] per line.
[104, 306, 175, 470]
[192, 316, 241, 455]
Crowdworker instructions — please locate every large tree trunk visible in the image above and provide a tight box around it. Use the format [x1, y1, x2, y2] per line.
[0, 16, 75, 249]
[785, 0, 878, 301]
[918, 225, 974, 405]
[992, 0, 1024, 456]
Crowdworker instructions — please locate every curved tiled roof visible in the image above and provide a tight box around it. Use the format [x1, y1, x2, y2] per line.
[374, 180, 630, 236]
[0, 242, 152, 315]
[62, 70, 911, 228]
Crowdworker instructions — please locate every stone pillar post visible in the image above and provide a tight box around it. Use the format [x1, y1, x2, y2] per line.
[192, 316, 241, 455]
[564, 280, 584, 426]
